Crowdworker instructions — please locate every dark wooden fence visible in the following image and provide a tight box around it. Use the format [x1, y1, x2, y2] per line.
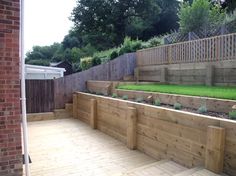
[26, 80, 54, 113]
[54, 53, 136, 109]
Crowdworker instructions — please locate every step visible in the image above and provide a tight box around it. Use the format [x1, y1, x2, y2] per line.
[115, 159, 188, 176]
[54, 109, 71, 119]
[174, 166, 203, 176]
[189, 169, 228, 176]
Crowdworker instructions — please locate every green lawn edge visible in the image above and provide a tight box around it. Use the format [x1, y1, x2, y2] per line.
[117, 84, 236, 100]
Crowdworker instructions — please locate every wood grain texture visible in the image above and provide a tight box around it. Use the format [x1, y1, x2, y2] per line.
[205, 126, 225, 174]
[137, 33, 236, 66]
[26, 80, 54, 113]
[74, 92, 236, 175]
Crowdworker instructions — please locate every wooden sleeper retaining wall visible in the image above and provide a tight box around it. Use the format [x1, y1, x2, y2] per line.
[73, 92, 236, 176]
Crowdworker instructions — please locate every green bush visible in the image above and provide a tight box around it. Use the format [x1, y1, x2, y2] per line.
[26, 59, 50, 66]
[91, 56, 101, 66]
[174, 102, 182, 110]
[112, 93, 118, 98]
[135, 97, 144, 103]
[178, 0, 225, 34]
[225, 10, 236, 33]
[119, 37, 142, 55]
[146, 36, 163, 47]
[154, 99, 161, 106]
[197, 105, 208, 114]
[80, 57, 93, 70]
[110, 50, 119, 60]
[122, 95, 128, 100]
[229, 110, 236, 120]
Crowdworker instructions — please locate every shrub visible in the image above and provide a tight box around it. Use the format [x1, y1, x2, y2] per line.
[198, 105, 208, 114]
[80, 57, 93, 70]
[112, 93, 118, 98]
[146, 36, 162, 47]
[122, 95, 128, 100]
[119, 37, 142, 55]
[110, 50, 119, 60]
[72, 62, 81, 73]
[178, 0, 225, 34]
[154, 99, 161, 106]
[174, 102, 182, 110]
[100, 57, 110, 64]
[135, 97, 144, 103]
[224, 10, 236, 33]
[229, 110, 236, 120]
[91, 56, 101, 66]
[26, 59, 50, 66]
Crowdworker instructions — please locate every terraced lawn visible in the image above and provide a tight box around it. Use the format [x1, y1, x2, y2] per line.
[117, 84, 236, 100]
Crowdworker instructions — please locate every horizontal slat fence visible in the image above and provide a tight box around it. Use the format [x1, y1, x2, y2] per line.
[54, 53, 136, 109]
[26, 80, 54, 113]
[137, 33, 236, 66]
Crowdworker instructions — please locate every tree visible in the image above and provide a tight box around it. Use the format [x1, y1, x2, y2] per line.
[71, 0, 163, 49]
[62, 30, 82, 49]
[220, 0, 236, 12]
[178, 0, 226, 34]
[25, 43, 62, 63]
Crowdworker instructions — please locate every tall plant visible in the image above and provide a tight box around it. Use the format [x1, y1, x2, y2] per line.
[178, 0, 226, 34]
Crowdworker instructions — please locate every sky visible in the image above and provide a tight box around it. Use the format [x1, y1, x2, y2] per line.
[24, 0, 76, 54]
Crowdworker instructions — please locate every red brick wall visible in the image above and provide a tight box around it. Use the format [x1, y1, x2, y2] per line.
[0, 0, 22, 175]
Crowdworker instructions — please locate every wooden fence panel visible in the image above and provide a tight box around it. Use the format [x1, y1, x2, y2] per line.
[26, 80, 54, 113]
[137, 33, 236, 66]
[54, 53, 136, 109]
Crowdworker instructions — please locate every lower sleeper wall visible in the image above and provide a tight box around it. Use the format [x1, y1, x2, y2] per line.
[73, 92, 236, 176]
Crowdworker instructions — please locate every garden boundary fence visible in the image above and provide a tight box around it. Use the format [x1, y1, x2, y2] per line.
[54, 53, 136, 109]
[26, 80, 54, 113]
[137, 33, 236, 66]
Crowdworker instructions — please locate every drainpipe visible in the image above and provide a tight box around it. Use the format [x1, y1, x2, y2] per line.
[20, 0, 31, 175]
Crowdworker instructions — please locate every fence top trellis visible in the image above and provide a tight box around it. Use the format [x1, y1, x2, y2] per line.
[137, 32, 236, 66]
[138, 32, 236, 52]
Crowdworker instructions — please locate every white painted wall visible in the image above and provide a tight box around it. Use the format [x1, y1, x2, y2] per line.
[25, 64, 66, 80]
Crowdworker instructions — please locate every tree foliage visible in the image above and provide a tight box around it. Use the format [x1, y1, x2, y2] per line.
[178, 0, 226, 34]
[71, 0, 179, 50]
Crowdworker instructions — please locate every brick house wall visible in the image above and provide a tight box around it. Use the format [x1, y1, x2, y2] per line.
[0, 0, 23, 175]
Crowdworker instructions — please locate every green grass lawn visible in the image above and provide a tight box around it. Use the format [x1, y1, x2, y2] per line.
[117, 84, 236, 100]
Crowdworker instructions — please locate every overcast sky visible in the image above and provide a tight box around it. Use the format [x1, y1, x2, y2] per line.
[24, 0, 76, 54]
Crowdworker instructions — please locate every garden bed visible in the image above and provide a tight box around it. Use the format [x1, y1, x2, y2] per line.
[85, 81, 236, 120]
[114, 89, 236, 120]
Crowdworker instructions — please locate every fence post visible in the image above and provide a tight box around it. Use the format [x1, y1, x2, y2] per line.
[90, 99, 97, 129]
[73, 93, 78, 118]
[160, 67, 167, 83]
[127, 107, 137, 150]
[205, 126, 225, 174]
[135, 68, 139, 82]
[205, 65, 215, 86]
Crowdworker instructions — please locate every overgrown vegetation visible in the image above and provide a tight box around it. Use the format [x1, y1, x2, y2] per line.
[174, 102, 182, 110]
[135, 97, 144, 103]
[229, 111, 236, 120]
[198, 105, 208, 114]
[154, 99, 161, 106]
[117, 84, 236, 100]
[178, 0, 226, 35]
[112, 93, 118, 98]
[122, 95, 128, 100]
